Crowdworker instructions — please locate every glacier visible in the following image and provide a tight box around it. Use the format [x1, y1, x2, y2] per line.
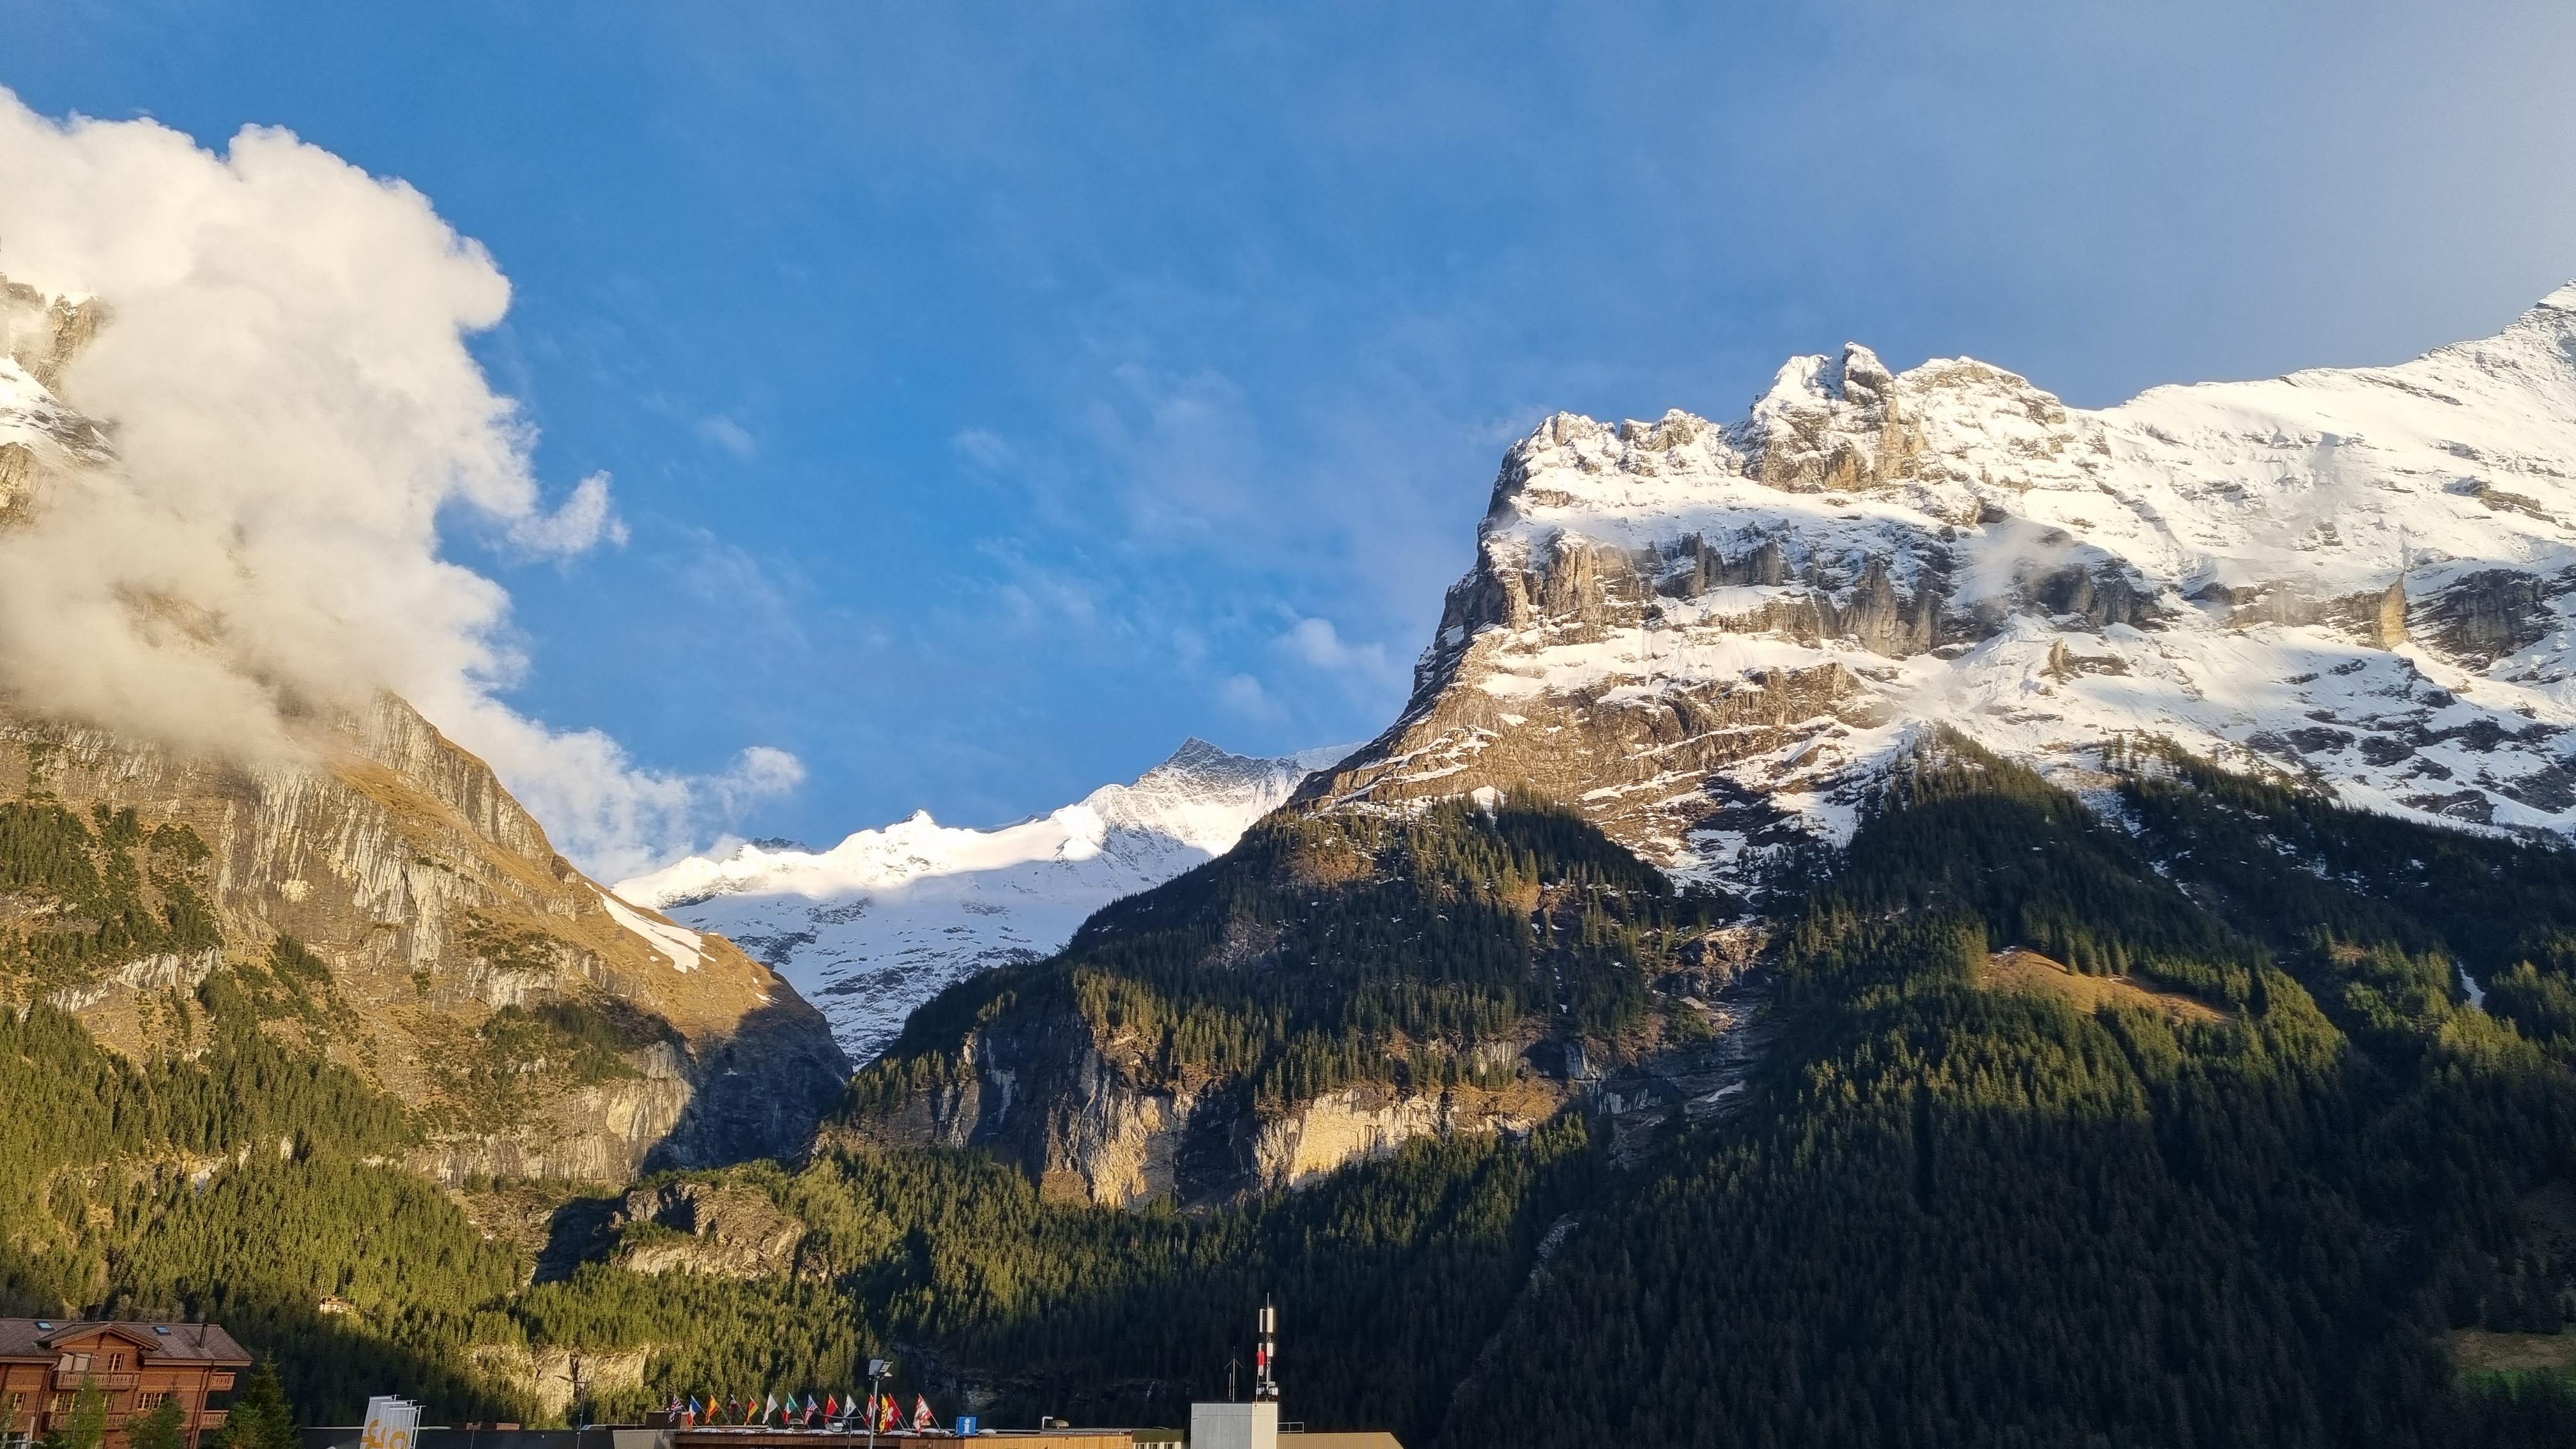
[618, 739, 1349, 1061]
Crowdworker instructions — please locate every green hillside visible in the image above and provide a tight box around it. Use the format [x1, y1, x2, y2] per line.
[10, 740, 2576, 1445]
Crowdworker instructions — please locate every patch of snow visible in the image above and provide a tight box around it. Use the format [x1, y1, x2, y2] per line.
[598, 888, 703, 972]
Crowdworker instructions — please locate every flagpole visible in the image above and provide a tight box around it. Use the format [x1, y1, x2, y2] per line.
[865, 1360, 888, 1449]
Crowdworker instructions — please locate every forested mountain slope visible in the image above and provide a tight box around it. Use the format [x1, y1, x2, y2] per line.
[824, 738, 2576, 1444]
[24, 739, 2566, 1446]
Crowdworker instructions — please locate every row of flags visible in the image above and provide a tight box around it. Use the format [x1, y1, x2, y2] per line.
[666, 1392, 940, 1434]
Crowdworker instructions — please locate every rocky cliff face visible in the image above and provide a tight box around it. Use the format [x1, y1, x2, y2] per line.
[610, 1177, 808, 1278]
[0, 694, 848, 1186]
[1305, 284, 2576, 880]
[840, 1013, 1568, 1208]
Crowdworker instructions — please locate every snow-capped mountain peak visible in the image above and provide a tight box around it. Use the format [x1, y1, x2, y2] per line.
[1305, 280, 2576, 884]
[618, 739, 1350, 1061]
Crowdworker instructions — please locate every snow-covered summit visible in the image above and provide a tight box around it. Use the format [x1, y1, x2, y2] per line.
[618, 739, 1350, 1061]
[1307, 282, 2576, 882]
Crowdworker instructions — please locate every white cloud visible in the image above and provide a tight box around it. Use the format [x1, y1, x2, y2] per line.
[1217, 672, 1275, 717]
[698, 414, 758, 461]
[0, 92, 793, 875]
[436, 707, 805, 882]
[507, 470, 628, 554]
[1276, 616, 1397, 689]
[952, 425, 1014, 470]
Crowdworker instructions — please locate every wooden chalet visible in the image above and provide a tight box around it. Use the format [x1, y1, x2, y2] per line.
[0, 1320, 249, 1449]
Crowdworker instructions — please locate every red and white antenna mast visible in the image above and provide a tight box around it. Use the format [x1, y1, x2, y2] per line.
[1254, 1298, 1280, 1402]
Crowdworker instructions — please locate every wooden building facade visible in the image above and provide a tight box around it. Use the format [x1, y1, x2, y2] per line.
[0, 1320, 249, 1449]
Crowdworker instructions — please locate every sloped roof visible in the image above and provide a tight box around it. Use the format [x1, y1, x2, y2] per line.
[0, 1320, 250, 1364]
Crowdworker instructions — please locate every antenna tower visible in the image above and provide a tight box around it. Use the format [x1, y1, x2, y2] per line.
[1254, 1298, 1280, 1402]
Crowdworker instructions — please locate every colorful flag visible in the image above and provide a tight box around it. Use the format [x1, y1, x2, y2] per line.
[782, 1393, 799, 1423]
[910, 1396, 935, 1432]
[878, 1395, 901, 1434]
[767, 1393, 783, 1425]
[824, 1395, 839, 1423]
[803, 1396, 822, 1427]
[687, 1398, 703, 1427]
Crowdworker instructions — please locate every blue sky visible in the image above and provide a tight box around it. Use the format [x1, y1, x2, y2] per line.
[10, 0, 2576, 848]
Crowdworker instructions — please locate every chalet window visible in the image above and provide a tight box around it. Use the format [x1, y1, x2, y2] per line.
[137, 1393, 168, 1409]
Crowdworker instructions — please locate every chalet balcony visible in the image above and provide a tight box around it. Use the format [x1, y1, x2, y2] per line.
[53, 1370, 139, 1391]
[198, 1411, 229, 1429]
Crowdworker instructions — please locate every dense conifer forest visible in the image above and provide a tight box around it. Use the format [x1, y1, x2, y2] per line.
[8, 737, 2576, 1445]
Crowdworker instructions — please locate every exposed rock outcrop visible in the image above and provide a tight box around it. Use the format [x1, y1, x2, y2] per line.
[835, 969, 1594, 1208]
[2420, 568, 2563, 667]
[611, 1179, 806, 1278]
[468, 1344, 650, 1422]
[1249, 1083, 1551, 1192]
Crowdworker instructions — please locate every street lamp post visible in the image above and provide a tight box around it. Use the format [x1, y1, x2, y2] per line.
[864, 1361, 890, 1449]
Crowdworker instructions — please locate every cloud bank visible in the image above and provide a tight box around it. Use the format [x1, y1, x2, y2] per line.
[0, 92, 794, 879]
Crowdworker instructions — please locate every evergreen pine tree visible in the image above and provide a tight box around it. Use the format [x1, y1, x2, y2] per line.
[126, 1398, 185, 1449]
[42, 1381, 107, 1449]
[210, 1362, 294, 1449]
